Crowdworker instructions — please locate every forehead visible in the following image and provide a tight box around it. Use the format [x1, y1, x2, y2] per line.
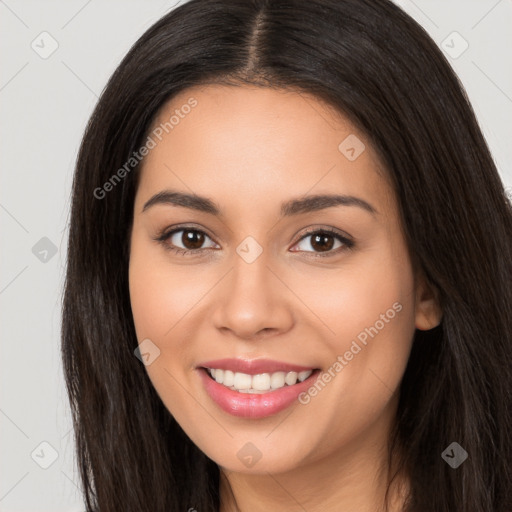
[135, 84, 394, 220]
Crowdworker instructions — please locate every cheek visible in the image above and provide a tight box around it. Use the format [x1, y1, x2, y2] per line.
[128, 243, 208, 421]
[128, 240, 220, 409]
[295, 249, 415, 348]
[297, 242, 417, 400]
[128, 244, 209, 343]
[284, 253, 416, 461]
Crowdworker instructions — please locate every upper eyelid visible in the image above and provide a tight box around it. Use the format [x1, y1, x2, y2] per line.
[166, 225, 218, 245]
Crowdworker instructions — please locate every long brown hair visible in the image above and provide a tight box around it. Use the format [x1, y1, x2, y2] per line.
[61, 0, 512, 510]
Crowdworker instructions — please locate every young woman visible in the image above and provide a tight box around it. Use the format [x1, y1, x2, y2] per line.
[61, 0, 512, 510]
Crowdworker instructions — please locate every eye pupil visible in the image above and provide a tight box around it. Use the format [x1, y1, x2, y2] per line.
[182, 230, 205, 249]
[311, 233, 334, 252]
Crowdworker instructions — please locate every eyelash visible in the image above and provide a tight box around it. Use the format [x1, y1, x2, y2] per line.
[154, 225, 355, 258]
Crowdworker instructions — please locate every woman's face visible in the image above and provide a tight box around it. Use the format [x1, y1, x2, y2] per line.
[129, 84, 440, 474]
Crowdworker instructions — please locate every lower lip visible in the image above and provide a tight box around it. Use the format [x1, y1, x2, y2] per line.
[198, 368, 320, 419]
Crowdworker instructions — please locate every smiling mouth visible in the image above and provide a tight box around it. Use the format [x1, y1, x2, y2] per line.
[202, 367, 321, 394]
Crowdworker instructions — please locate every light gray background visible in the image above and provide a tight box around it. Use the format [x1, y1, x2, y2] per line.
[1, 0, 511, 510]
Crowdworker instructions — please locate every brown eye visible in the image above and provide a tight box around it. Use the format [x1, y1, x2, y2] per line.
[309, 233, 335, 252]
[291, 228, 354, 257]
[179, 229, 206, 250]
[157, 227, 217, 256]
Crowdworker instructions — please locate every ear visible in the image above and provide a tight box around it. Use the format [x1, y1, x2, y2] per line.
[414, 272, 443, 330]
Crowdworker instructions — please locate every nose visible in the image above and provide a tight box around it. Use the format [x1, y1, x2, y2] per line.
[211, 249, 294, 341]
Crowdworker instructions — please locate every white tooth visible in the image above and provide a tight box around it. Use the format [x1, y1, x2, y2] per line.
[285, 371, 298, 386]
[270, 371, 285, 389]
[223, 370, 235, 387]
[233, 372, 252, 390]
[209, 368, 312, 392]
[298, 370, 312, 382]
[252, 373, 271, 391]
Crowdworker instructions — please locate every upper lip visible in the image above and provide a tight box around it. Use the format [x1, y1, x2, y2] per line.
[197, 358, 316, 375]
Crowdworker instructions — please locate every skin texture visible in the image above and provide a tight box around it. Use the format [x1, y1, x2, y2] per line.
[128, 84, 442, 511]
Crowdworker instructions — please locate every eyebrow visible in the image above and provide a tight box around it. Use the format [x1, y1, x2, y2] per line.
[142, 190, 378, 217]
